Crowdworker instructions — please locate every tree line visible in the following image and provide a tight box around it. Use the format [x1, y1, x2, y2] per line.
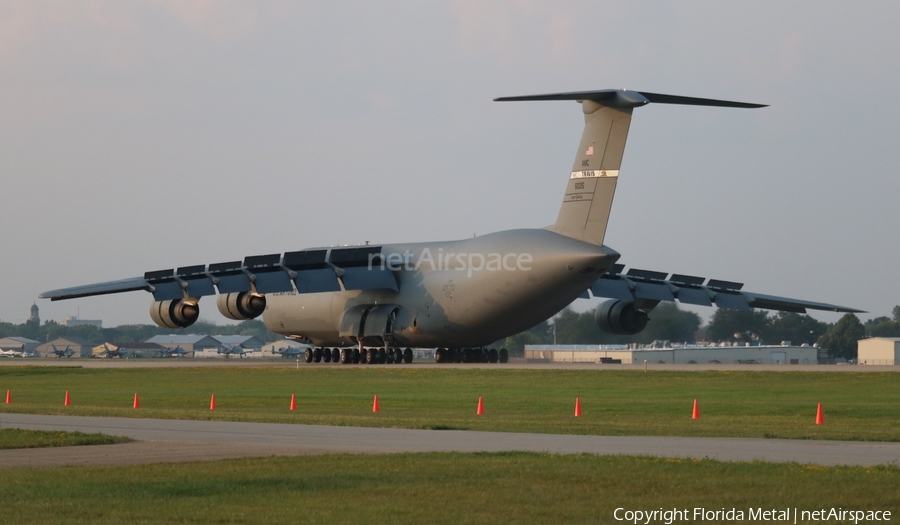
[502, 304, 900, 360]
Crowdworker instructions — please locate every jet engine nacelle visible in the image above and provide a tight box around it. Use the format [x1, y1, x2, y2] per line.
[217, 292, 266, 321]
[595, 300, 649, 335]
[150, 298, 200, 329]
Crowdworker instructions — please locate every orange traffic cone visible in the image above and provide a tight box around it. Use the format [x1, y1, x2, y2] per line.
[64, 390, 71, 406]
[209, 394, 217, 410]
[133, 393, 140, 409]
[476, 396, 484, 415]
[290, 393, 297, 411]
[5, 389, 10, 404]
[815, 403, 824, 425]
[574, 397, 582, 417]
[691, 399, 700, 419]
[372, 395, 380, 413]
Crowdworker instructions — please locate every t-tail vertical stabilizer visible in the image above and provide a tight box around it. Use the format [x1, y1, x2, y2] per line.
[494, 90, 766, 246]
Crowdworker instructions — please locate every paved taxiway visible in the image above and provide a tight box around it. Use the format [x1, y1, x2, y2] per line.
[1, 413, 898, 469]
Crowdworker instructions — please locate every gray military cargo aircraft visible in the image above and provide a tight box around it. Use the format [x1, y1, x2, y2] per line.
[40, 89, 861, 365]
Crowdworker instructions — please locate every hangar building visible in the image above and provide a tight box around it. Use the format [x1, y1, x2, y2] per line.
[146, 335, 220, 356]
[91, 342, 162, 359]
[36, 337, 98, 358]
[524, 344, 818, 365]
[857, 338, 900, 365]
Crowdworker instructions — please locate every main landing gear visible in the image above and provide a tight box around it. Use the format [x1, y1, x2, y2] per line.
[304, 347, 413, 365]
[434, 347, 508, 364]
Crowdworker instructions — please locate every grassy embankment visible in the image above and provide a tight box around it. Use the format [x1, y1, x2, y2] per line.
[0, 428, 130, 449]
[1, 453, 898, 524]
[1, 366, 898, 441]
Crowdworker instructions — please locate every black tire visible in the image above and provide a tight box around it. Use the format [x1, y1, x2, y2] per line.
[377, 348, 386, 364]
[313, 348, 322, 363]
[488, 348, 498, 363]
[352, 348, 360, 364]
[322, 348, 332, 363]
[435, 348, 446, 363]
[340, 348, 350, 364]
[481, 349, 489, 363]
[304, 348, 313, 363]
[393, 348, 403, 364]
[403, 348, 413, 364]
[366, 348, 376, 365]
[499, 348, 509, 363]
[384, 348, 395, 364]
[332, 348, 340, 363]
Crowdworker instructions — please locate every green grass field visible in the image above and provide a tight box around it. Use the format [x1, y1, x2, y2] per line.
[0, 428, 130, 449]
[1, 452, 897, 524]
[2, 366, 898, 441]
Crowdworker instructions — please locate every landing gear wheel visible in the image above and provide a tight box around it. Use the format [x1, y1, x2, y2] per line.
[480, 349, 489, 363]
[499, 348, 509, 363]
[352, 348, 360, 364]
[377, 348, 386, 364]
[340, 349, 351, 364]
[403, 348, 413, 364]
[488, 348, 498, 363]
[435, 348, 447, 363]
[322, 348, 332, 363]
[366, 348, 376, 365]
[331, 348, 340, 363]
[385, 348, 395, 364]
[304, 349, 313, 363]
[393, 348, 403, 364]
[313, 348, 322, 363]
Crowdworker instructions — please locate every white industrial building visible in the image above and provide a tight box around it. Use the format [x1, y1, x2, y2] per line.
[857, 338, 900, 365]
[524, 343, 818, 365]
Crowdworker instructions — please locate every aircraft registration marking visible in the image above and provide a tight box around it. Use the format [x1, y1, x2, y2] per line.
[570, 170, 618, 179]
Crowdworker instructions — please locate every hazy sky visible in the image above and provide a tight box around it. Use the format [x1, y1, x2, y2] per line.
[2, 1, 898, 327]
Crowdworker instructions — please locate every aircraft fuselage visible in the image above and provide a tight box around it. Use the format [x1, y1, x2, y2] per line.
[262, 228, 619, 347]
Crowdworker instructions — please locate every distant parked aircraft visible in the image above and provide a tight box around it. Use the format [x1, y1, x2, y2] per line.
[94, 344, 126, 359]
[155, 345, 188, 358]
[218, 344, 246, 358]
[0, 347, 25, 358]
[51, 344, 74, 358]
[272, 346, 305, 359]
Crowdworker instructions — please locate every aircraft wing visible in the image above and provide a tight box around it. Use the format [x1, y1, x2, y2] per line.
[39, 247, 399, 302]
[589, 264, 863, 314]
[40, 277, 152, 301]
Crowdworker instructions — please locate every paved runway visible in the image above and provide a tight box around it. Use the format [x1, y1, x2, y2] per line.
[2, 413, 898, 469]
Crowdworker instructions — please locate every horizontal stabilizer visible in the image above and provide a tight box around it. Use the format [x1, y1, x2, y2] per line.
[495, 89, 766, 109]
[590, 266, 863, 314]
